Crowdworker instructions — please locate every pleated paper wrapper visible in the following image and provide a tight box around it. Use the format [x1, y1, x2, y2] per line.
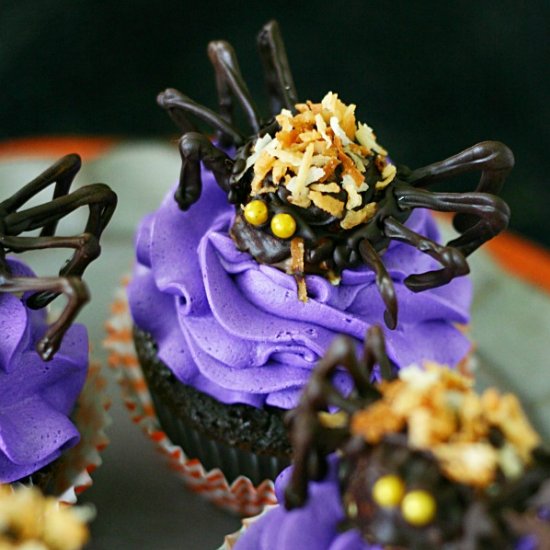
[16, 362, 111, 505]
[105, 284, 277, 516]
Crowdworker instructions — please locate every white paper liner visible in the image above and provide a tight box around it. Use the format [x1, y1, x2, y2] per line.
[105, 281, 277, 516]
[50, 361, 111, 504]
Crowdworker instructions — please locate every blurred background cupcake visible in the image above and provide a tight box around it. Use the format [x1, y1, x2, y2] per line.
[225, 328, 550, 549]
[0, 155, 115, 502]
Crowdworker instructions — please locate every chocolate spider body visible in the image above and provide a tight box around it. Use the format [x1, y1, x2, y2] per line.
[0, 154, 117, 360]
[283, 327, 550, 549]
[157, 20, 511, 329]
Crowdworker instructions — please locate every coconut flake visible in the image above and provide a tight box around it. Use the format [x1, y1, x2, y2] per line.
[356, 122, 388, 156]
[346, 149, 367, 173]
[342, 174, 363, 209]
[271, 147, 303, 167]
[330, 116, 351, 146]
[243, 134, 274, 173]
[286, 143, 315, 198]
[340, 202, 377, 230]
[310, 182, 340, 193]
[308, 190, 345, 217]
[311, 154, 333, 167]
[315, 113, 332, 146]
[376, 163, 397, 190]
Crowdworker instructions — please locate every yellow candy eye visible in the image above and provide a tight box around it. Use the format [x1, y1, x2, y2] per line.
[372, 475, 406, 508]
[271, 213, 296, 239]
[401, 490, 436, 526]
[244, 200, 269, 226]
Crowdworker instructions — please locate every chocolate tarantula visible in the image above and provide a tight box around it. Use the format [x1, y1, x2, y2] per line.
[283, 326, 550, 549]
[0, 154, 117, 360]
[157, 20, 512, 329]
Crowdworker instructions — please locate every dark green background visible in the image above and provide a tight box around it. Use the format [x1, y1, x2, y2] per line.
[1, 1, 548, 245]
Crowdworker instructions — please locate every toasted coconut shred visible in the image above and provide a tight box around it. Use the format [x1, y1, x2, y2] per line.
[245, 92, 396, 302]
[249, 92, 393, 231]
[289, 237, 307, 302]
[0, 485, 90, 550]
[350, 363, 541, 489]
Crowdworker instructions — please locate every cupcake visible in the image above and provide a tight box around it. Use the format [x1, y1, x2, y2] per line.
[228, 327, 550, 549]
[126, 20, 511, 504]
[0, 484, 91, 550]
[0, 154, 116, 494]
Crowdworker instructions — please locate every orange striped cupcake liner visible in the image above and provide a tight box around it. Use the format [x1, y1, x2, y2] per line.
[105, 282, 277, 516]
[49, 361, 111, 504]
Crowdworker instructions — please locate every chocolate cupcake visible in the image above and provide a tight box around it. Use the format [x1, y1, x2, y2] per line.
[125, 20, 511, 510]
[0, 154, 116, 495]
[229, 327, 550, 549]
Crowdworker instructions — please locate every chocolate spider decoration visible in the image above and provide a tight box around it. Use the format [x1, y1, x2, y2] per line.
[157, 20, 512, 329]
[283, 326, 550, 549]
[0, 154, 117, 360]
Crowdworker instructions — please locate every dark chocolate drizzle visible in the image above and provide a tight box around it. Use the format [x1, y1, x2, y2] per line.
[157, 20, 512, 330]
[284, 326, 394, 510]
[282, 326, 550, 549]
[0, 154, 117, 360]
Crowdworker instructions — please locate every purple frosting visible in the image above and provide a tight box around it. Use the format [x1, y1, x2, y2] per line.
[234, 456, 379, 550]
[0, 258, 88, 483]
[128, 163, 472, 409]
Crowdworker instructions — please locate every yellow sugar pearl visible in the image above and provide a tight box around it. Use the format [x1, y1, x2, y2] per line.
[401, 490, 436, 526]
[244, 200, 269, 226]
[372, 475, 405, 508]
[271, 213, 296, 239]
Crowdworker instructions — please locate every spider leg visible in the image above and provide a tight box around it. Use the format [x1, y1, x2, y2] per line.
[0, 233, 102, 308]
[362, 325, 395, 381]
[383, 215, 470, 291]
[358, 239, 398, 330]
[402, 141, 513, 232]
[5, 183, 116, 236]
[286, 331, 383, 509]
[256, 20, 299, 114]
[0, 154, 81, 236]
[285, 336, 358, 508]
[208, 40, 261, 135]
[171, 132, 233, 210]
[395, 186, 510, 257]
[0, 275, 89, 361]
[3, 184, 116, 303]
[157, 88, 243, 145]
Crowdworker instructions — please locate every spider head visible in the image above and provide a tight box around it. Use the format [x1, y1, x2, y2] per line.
[230, 92, 402, 277]
[342, 439, 469, 546]
[341, 441, 550, 548]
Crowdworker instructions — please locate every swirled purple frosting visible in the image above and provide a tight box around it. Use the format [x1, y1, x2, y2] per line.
[128, 164, 472, 409]
[0, 258, 88, 483]
[234, 456, 378, 550]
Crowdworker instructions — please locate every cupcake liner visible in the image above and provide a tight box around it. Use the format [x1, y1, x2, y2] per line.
[149, 386, 289, 485]
[105, 282, 277, 516]
[49, 361, 111, 504]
